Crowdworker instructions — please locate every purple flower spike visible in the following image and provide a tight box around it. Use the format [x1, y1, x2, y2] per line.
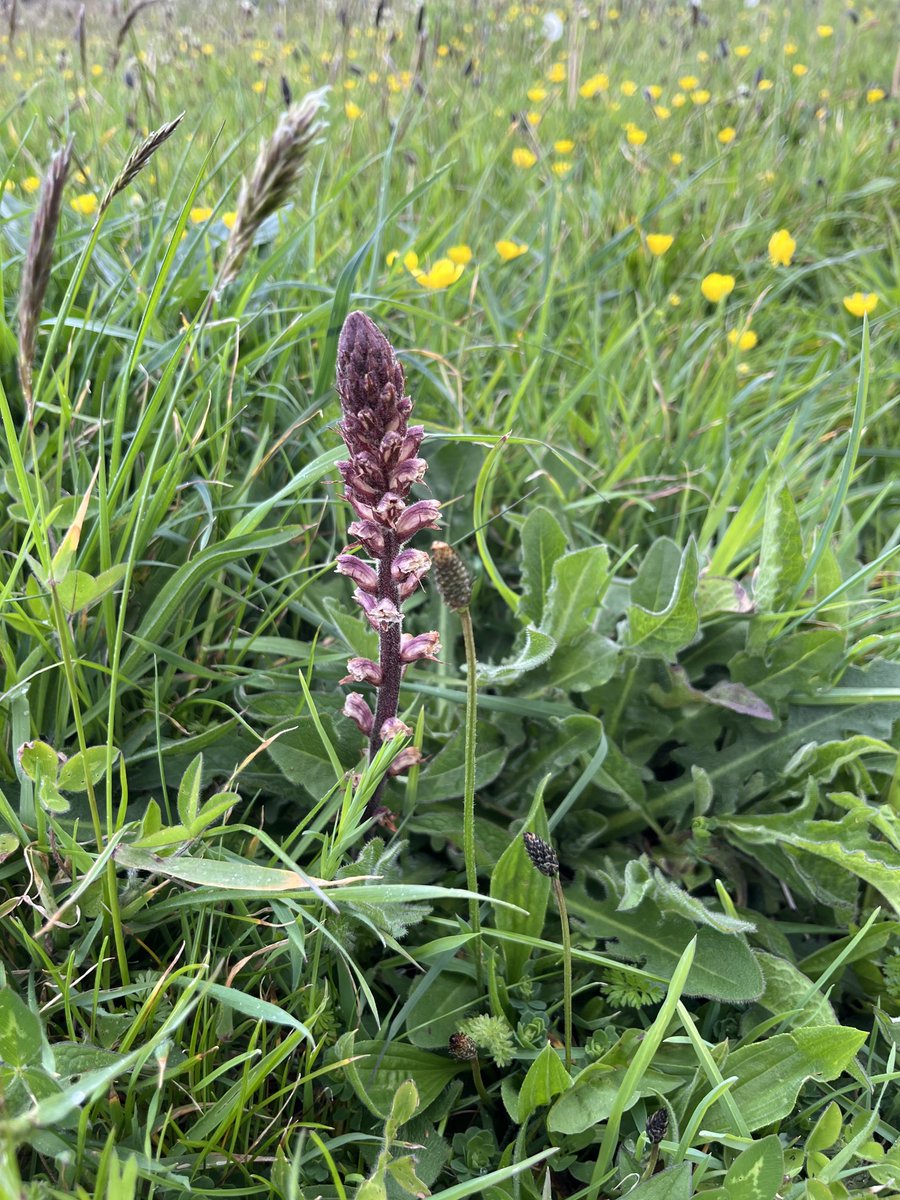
[335, 312, 442, 826]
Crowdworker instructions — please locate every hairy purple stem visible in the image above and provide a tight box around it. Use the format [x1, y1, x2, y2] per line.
[367, 532, 402, 821]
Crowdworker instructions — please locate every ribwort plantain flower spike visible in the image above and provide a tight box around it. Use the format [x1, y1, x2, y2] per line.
[336, 312, 441, 824]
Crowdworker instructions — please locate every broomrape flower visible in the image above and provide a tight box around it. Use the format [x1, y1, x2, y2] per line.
[70, 193, 98, 216]
[447, 244, 472, 265]
[843, 293, 878, 317]
[768, 228, 795, 266]
[728, 328, 758, 350]
[512, 147, 537, 168]
[701, 273, 735, 302]
[646, 233, 674, 256]
[718, 126, 737, 144]
[496, 239, 528, 261]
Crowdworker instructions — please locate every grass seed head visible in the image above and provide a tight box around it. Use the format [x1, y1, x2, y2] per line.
[431, 541, 472, 611]
[101, 113, 184, 213]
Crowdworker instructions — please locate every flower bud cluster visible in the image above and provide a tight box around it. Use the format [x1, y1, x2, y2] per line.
[334, 312, 441, 796]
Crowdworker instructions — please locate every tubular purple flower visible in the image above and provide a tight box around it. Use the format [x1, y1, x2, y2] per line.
[400, 631, 442, 663]
[347, 520, 386, 557]
[341, 657, 382, 685]
[343, 692, 374, 736]
[395, 499, 442, 542]
[380, 716, 413, 740]
[335, 555, 379, 592]
[389, 746, 424, 775]
[335, 311, 442, 826]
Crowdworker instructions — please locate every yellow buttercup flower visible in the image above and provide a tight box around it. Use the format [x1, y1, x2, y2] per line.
[691, 89, 711, 105]
[190, 206, 213, 223]
[526, 111, 542, 126]
[252, 80, 266, 94]
[70, 193, 98, 216]
[646, 84, 663, 100]
[670, 152, 684, 165]
[727, 328, 758, 350]
[22, 175, 41, 194]
[410, 257, 464, 290]
[768, 229, 796, 267]
[678, 75, 699, 90]
[842, 293, 878, 318]
[547, 62, 566, 83]
[496, 239, 528, 261]
[579, 73, 609, 99]
[620, 80, 637, 96]
[735, 45, 751, 58]
[717, 126, 736, 144]
[91, 63, 103, 77]
[866, 88, 885, 104]
[554, 139, 575, 154]
[672, 93, 686, 108]
[447, 244, 472, 265]
[646, 233, 674, 256]
[758, 78, 774, 91]
[552, 160, 572, 177]
[201, 43, 215, 56]
[512, 147, 537, 168]
[701, 273, 735, 303]
[653, 104, 670, 120]
[222, 212, 237, 230]
[668, 292, 681, 307]
[403, 251, 419, 272]
[527, 85, 547, 102]
[817, 24, 833, 37]
[784, 42, 797, 56]
[792, 64, 808, 77]
[626, 127, 647, 146]
[345, 101, 362, 119]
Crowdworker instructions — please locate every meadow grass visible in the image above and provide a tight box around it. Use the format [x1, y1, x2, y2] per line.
[0, 1, 898, 1197]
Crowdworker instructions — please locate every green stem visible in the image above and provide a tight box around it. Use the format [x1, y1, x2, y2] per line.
[459, 607, 482, 987]
[471, 1056, 490, 1106]
[553, 876, 573, 1070]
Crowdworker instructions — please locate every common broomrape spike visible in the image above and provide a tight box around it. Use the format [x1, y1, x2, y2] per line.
[335, 312, 441, 825]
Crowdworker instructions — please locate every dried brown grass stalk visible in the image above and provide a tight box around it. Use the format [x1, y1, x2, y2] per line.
[100, 112, 184, 213]
[18, 140, 73, 420]
[111, 0, 159, 70]
[76, 5, 87, 78]
[218, 89, 326, 289]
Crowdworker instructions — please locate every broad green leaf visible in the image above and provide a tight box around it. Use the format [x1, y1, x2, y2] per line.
[55, 565, 128, 614]
[539, 544, 610, 646]
[615, 1165, 692, 1200]
[490, 788, 551, 986]
[420, 720, 510, 803]
[17, 742, 59, 785]
[517, 1043, 572, 1123]
[755, 482, 804, 614]
[547, 1048, 681, 1134]
[724, 1134, 784, 1200]
[0, 988, 45, 1070]
[338, 1033, 464, 1119]
[519, 506, 567, 626]
[730, 629, 847, 702]
[542, 630, 618, 692]
[265, 714, 361, 799]
[405, 971, 480, 1049]
[388, 1154, 430, 1196]
[624, 539, 700, 659]
[806, 1101, 842, 1155]
[320, 594, 378, 658]
[709, 1027, 867, 1131]
[177, 754, 204, 827]
[38, 779, 69, 814]
[753, 951, 837, 1028]
[711, 802, 900, 914]
[477, 626, 556, 687]
[620, 858, 756, 936]
[565, 876, 763, 1001]
[115, 844, 346, 892]
[58, 746, 119, 793]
